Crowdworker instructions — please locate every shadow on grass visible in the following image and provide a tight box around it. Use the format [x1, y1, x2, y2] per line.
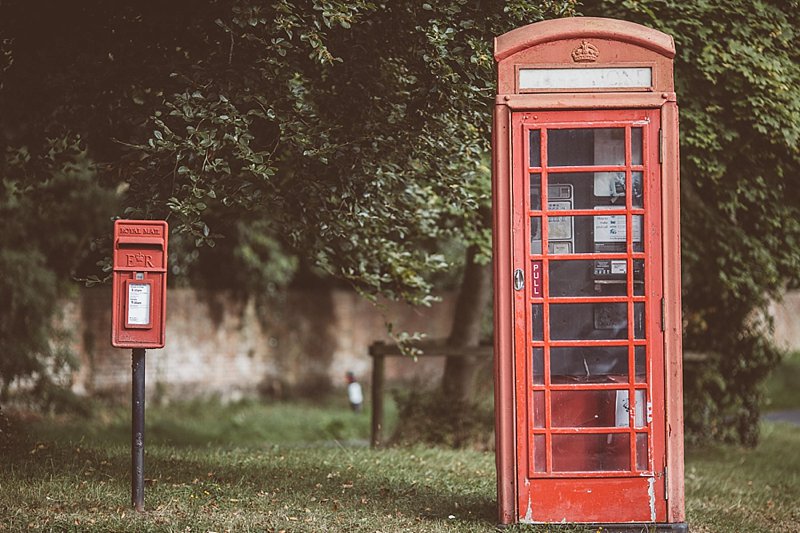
[3, 426, 497, 529]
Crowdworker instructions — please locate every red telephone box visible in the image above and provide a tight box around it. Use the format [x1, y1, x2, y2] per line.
[492, 18, 685, 529]
[111, 220, 168, 348]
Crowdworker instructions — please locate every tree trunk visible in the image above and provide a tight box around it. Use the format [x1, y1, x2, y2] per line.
[441, 244, 492, 403]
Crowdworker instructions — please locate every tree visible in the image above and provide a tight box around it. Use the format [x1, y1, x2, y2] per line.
[581, 0, 800, 445]
[0, 136, 117, 404]
[0, 1, 577, 403]
[115, 0, 577, 402]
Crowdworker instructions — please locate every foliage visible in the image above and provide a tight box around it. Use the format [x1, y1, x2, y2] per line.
[0, 1, 570, 401]
[1, 1, 577, 403]
[0, 137, 117, 403]
[120, 0, 577, 304]
[390, 388, 495, 450]
[761, 350, 800, 412]
[580, 0, 800, 445]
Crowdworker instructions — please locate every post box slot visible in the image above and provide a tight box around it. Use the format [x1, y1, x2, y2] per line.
[116, 237, 164, 247]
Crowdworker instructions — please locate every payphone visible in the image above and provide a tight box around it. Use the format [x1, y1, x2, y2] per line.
[492, 18, 685, 529]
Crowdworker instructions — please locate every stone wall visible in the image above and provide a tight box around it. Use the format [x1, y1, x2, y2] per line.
[58, 287, 800, 401]
[769, 292, 800, 352]
[66, 287, 457, 401]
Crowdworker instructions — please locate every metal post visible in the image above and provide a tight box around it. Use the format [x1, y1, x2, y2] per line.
[370, 353, 384, 448]
[131, 348, 146, 512]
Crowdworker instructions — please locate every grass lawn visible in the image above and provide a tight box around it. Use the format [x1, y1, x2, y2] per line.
[763, 350, 800, 412]
[1, 397, 799, 532]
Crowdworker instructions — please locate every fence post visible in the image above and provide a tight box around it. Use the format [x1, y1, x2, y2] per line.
[370, 351, 385, 448]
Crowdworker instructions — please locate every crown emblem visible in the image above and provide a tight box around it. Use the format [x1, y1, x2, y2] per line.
[571, 40, 599, 63]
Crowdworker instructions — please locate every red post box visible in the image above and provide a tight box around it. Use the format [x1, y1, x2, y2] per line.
[111, 220, 168, 348]
[492, 18, 685, 530]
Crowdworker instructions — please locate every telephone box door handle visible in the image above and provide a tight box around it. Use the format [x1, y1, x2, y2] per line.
[514, 269, 524, 291]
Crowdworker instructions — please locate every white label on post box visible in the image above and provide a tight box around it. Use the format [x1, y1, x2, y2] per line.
[128, 283, 151, 326]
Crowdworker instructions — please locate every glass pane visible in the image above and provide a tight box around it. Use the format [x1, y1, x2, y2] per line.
[549, 173, 626, 210]
[636, 433, 649, 471]
[634, 302, 645, 339]
[533, 434, 547, 473]
[632, 128, 643, 166]
[531, 216, 542, 255]
[545, 214, 639, 255]
[552, 433, 630, 472]
[530, 130, 541, 167]
[591, 171, 626, 203]
[551, 260, 627, 297]
[530, 173, 542, 210]
[531, 304, 543, 342]
[632, 171, 643, 208]
[552, 390, 619, 427]
[633, 259, 645, 296]
[548, 128, 625, 167]
[636, 389, 646, 427]
[532, 347, 544, 385]
[546, 185, 575, 254]
[633, 214, 644, 252]
[550, 303, 628, 340]
[635, 346, 646, 383]
[533, 182, 582, 212]
[551, 346, 630, 384]
[533, 390, 545, 428]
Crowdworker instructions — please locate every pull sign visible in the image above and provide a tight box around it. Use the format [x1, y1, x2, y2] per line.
[531, 261, 542, 297]
[514, 269, 524, 291]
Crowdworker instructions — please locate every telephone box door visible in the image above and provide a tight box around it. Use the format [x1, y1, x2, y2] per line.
[512, 108, 666, 523]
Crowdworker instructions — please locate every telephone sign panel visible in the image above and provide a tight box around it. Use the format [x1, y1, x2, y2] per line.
[492, 18, 685, 530]
[111, 220, 168, 348]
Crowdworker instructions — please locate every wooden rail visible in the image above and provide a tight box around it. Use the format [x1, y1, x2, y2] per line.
[367, 340, 493, 448]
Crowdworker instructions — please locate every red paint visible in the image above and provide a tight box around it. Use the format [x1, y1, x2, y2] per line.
[492, 17, 683, 526]
[111, 220, 168, 349]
